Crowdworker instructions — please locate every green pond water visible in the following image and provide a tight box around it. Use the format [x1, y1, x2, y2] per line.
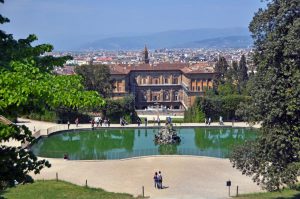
[31, 127, 257, 160]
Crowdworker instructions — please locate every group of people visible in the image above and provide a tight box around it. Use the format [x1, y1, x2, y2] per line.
[92, 117, 110, 128]
[152, 117, 161, 126]
[204, 116, 224, 125]
[204, 117, 212, 125]
[67, 117, 111, 129]
[120, 117, 128, 126]
[153, 171, 163, 189]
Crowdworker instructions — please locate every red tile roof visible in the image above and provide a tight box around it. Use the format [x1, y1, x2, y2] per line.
[110, 63, 215, 75]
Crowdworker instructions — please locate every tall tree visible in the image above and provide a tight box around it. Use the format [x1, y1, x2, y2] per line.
[237, 54, 248, 84]
[0, 1, 105, 190]
[226, 61, 238, 83]
[215, 56, 229, 77]
[75, 64, 113, 98]
[214, 56, 229, 89]
[231, 0, 300, 191]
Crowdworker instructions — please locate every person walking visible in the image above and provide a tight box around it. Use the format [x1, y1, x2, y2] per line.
[137, 117, 141, 126]
[204, 118, 207, 125]
[75, 118, 79, 127]
[107, 118, 111, 127]
[153, 172, 158, 188]
[99, 117, 103, 126]
[120, 117, 122, 126]
[157, 171, 163, 189]
[208, 117, 211, 125]
[91, 119, 95, 129]
[67, 121, 70, 129]
[144, 118, 147, 127]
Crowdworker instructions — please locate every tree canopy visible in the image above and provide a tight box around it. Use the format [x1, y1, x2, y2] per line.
[75, 64, 113, 98]
[0, 0, 105, 190]
[214, 56, 229, 86]
[230, 0, 300, 191]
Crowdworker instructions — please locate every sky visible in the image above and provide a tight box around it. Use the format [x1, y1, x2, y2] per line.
[0, 0, 265, 50]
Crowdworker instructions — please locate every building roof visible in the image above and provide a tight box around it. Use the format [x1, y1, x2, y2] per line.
[110, 62, 215, 75]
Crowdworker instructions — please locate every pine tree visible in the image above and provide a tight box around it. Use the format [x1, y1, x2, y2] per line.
[231, 0, 300, 191]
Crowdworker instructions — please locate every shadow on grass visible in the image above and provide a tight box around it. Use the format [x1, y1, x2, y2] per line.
[274, 194, 300, 199]
[0, 190, 8, 199]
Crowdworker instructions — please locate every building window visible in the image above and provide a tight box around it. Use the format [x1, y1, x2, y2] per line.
[164, 78, 168, 84]
[197, 86, 200, 91]
[142, 78, 146, 84]
[153, 96, 158, 101]
[173, 77, 178, 84]
[174, 92, 179, 101]
[164, 91, 170, 101]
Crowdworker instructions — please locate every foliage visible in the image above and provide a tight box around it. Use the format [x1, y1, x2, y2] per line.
[238, 54, 248, 85]
[199, 51, 250, 121]
[0, 124, 51, 191]
[217, 82, 239, 96]
[26, 110, 58, 122]
[226, 61, 239, 83]
[0, 61, 104, 113]
[184, 97, 205, 123]
[200, 95, 250, 121]
[75, 64, 113, 98]
[213, 56, 229, 88]
[0, 0, 105, 191]
[230, 0, 300, 191]
[171, 118, 184, 123]
[236, 184, 300, 199]
[103, 95, 137, 123]
[1, 180, 137, 199]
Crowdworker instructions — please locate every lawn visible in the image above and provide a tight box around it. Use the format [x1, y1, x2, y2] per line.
[0, 180, 138, 199]
[236, 187, 300, 199]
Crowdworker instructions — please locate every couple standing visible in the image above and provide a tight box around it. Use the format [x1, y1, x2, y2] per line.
[154, 171, 163, 189]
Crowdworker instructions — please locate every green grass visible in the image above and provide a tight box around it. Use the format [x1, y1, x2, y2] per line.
[235, 187, 300, 199]
[0, 180, 138, 199]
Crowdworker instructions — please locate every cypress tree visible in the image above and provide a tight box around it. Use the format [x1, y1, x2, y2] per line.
[214, 56, 229, 87]
[238, 54, 248, 83]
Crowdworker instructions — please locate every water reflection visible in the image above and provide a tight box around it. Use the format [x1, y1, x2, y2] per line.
[158, 144, 178, 155]
[31, 128, 257, 160]
[194, 128, 254, 151]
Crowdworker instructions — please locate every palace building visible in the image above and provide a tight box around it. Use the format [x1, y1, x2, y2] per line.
[110, 47, 216, 110]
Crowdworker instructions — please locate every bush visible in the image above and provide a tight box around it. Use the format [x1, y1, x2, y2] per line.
[26, 110, 58, 122]
[184, 98, 205, 123]
[172, 118, 184, 123]
[103, 95, 138, 124]
[200, 95, 250, 121]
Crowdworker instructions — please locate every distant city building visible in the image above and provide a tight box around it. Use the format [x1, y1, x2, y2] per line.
[143, 45, 150, 64]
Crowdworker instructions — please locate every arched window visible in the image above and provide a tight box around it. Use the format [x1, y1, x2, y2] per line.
[164, 91, 170, 101]
[164, 76, 169, 84]
[174, 92, 179, 101]
[142, 77, 147, 84]
[173, 76, 178, 84]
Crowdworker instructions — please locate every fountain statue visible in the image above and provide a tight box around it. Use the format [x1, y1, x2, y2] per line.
[154, 123, 181, 144]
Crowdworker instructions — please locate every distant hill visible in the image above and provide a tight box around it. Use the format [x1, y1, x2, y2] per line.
[79, 27, 252, 50]
[175, 35, 253, 49]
